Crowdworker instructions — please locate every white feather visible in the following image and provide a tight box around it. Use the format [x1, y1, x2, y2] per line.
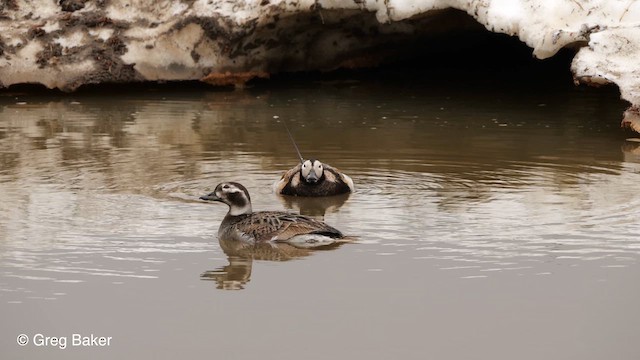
[280, 234, 339, 248]
[341, 173, 355, 191]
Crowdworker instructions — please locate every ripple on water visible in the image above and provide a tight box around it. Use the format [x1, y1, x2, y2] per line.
[0, 188, 218, 300]
[1, 94, 640, 298]
[337, 158, 640, 277]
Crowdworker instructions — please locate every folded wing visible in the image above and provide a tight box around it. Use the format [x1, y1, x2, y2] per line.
[238, 211, 343, 242]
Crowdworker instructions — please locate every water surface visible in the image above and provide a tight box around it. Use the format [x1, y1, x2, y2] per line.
[1, 74, 639, 360]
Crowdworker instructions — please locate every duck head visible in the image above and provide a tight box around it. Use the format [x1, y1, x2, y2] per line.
[200, 182, 252, 216]
[300, 159, 324, 185]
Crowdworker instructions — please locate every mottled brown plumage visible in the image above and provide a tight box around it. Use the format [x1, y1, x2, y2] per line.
[200, 182, 346, 248]
[220, 211, 342, 242]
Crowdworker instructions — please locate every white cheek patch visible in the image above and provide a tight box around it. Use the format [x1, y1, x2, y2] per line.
[301, 160, 313, 178]
[225, 186, 242, 194]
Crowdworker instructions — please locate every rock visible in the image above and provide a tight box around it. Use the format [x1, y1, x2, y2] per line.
[1, 0, 640, 129]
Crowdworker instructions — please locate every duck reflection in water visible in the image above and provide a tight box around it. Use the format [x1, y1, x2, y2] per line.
[276, 192, 350, 218]
[201, 236, 346, 290]
[199, 181, 353, 290]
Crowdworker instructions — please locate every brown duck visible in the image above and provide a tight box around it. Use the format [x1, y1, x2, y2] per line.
[200, 182, 348, 248]
[274, 159, 354, 197]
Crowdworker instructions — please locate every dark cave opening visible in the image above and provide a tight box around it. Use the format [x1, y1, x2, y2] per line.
[0, 8, 618, 100]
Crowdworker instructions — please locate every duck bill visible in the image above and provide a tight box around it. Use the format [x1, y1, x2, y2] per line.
[305, 173, 318, 184]
[200, 193, 222, 202]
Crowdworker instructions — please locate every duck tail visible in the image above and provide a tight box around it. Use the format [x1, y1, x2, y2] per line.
[282, 120, 304, 164]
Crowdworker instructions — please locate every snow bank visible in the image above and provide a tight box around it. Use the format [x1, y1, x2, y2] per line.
[1, 0, 639, 127]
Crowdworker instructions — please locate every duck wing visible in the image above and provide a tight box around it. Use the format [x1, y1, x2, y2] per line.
[274, 164, 302, 194]
[237, 211, 343, 242]
[323, 164, 354, 191]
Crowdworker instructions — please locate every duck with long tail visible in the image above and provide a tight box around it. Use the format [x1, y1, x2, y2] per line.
[200, 182, 350, 248]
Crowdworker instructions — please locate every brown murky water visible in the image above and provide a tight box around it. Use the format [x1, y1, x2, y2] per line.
[1, 73, 640, 359]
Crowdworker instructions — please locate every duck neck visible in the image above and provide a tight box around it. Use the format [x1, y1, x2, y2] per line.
[228, 203, 252, 216]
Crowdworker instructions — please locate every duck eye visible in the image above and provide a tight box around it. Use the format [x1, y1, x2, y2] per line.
[222, 184, 229, 190]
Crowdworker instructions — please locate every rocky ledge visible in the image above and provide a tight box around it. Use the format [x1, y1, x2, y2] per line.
[1, 1, 639, 130]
